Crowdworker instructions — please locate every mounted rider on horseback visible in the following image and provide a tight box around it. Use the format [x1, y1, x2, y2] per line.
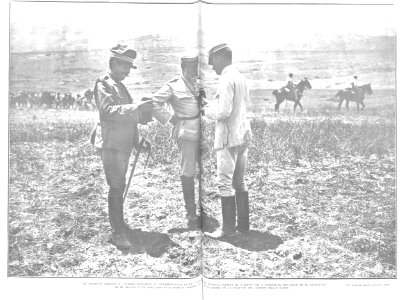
[283, 73, 298, 101]
[347, 75, 360, 96]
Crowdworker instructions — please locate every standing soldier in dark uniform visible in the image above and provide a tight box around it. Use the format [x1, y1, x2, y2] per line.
[151, 55, 204, 229]
[94, 44, 154, 249]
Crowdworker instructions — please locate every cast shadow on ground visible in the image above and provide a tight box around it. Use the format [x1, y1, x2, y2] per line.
[167, 212, 220, 234]
[208, 230, 283, 252]
[109, 228, 178, 257]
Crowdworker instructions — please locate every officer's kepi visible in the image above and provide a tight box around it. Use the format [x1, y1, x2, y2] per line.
[208, 43, 229, 65]
[181, 55, 199, 64]
[110, 44, 138, 69]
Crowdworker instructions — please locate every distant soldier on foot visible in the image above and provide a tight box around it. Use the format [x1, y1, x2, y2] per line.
[55, 93, 62, 108]
[151, 54, 204, 229]
[94, 44, 154, 249]
[75, 94, 82, 110]
[203, 44, 252, 238]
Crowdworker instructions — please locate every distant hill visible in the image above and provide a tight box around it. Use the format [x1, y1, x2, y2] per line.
[9, 32, 395, 94]
[279, 34, 396, 52]
[9, 34, 188, 94]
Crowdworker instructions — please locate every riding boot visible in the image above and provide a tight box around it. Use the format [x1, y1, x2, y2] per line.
[108, 188, 125, 233]
[236, 191, 250, 233]
[206, 195, 237, 238]
[108, 188, 131, 249]
[111, 232, 132, 250]
[181, 175, 200, 229]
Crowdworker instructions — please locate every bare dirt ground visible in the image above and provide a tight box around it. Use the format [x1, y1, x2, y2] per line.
[9, 110, 201, 278]
[201, 90, 395, 278]
[8, 89, 396, 278]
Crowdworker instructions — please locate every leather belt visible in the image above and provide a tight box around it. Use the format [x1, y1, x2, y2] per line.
[177, 114, 200, 120]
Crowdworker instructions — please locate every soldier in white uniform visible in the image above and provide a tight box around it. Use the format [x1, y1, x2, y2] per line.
[351, 75, 358, 88]
[350, 75, 359, 94]
[203, 44, 252, 238]
[151, 55, 203, 229]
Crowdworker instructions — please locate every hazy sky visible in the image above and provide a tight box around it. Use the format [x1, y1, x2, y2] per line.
[201, 3, 395, 50]
[10, 2, 199, 51]
[10, 1, 396, 52]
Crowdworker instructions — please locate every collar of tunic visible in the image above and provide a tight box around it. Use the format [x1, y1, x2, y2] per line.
[221, 65, 234, 75]
[181, 76, 199, 97]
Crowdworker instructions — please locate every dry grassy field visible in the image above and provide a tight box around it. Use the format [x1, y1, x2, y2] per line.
[8, 87, 395, 278]
[8, 33, 396, 278]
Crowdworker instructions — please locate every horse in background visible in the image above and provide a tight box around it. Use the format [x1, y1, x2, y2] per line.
[335, 83, 372, 110]
[9, 91, 29, 108]
[61, 93, 75, 109]
[75, 89, 95, 110]
[39, 91, 56, 108]
[273, 78, 312, 112]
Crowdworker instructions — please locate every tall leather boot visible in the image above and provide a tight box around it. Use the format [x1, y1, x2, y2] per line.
[181, 175, 200, 228]
[206, 195, 237, 238]
[236, 191, 250, 233]
[108, 188, 132, 249]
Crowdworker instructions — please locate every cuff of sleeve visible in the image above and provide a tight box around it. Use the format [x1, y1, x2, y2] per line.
[204, 106, 214, 120]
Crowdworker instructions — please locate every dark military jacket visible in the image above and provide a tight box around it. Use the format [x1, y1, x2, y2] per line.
[94, 73, 141, 152]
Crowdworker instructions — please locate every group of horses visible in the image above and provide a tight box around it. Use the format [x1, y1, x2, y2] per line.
[9, 89, 96, 110]
[10, 79, 373, 113]
[272, 78, 373, 112]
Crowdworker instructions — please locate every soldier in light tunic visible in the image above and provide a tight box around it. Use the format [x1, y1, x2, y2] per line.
[350, 75, 359, 95]
[151, 55, 203, 229]
[203, 44, 252, 238]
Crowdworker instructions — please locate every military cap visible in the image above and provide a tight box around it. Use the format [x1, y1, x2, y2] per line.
[110, 44, 137, 69]
[181, 55, 199, 63]
[208, 43, 230, 65]
[289, 73, 294, 77]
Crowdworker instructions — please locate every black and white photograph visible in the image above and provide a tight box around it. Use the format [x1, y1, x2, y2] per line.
[5, 0, 400, 292]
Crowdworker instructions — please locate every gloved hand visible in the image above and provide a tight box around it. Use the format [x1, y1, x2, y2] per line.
[200, 97, 207, 108]
[199, 88, 206, 99]
[169, 115, 179, 126]
[134, 139, 151, 153]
